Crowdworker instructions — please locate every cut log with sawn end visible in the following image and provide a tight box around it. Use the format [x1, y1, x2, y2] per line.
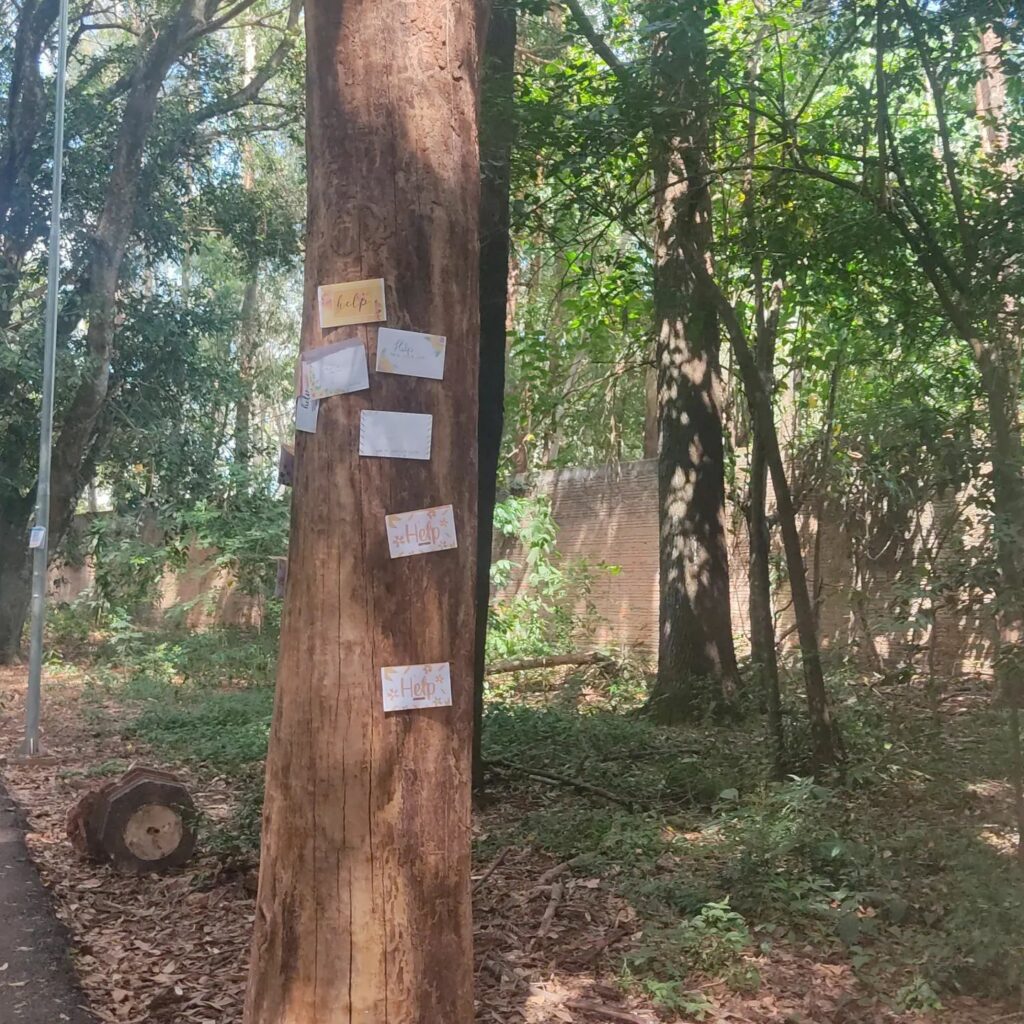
[67, 767, 196, 873]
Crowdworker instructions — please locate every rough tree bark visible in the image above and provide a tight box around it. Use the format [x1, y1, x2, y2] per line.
[243, 0, 482, 1019]
[647, 2, 740, 721]
[473, 0, 517, 795]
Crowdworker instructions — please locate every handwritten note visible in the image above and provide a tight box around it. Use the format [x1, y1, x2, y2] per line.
[376, 328, 446, 380]
[359, 411, 432, 460]
[301, 339, 369, 398]
[318, 278, 386, 329]
[295, 393, 319, 433]
[385, 504, 457, 558]
[381, 662, 452, 712]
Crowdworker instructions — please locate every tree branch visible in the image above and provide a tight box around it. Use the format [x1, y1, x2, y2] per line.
[190, 0, 302, 124]
[900, 0, 974, 261]
[561, 0, 631, 85]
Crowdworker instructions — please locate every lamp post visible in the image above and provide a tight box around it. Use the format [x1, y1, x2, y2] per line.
[24, 0, 71, 756]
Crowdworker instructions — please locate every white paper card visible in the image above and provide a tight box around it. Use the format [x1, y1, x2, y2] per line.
[295, 393, 320, 433]
[302, 339, 369, 398]
[385, 504, 457, 558]
[359, 411, 432, 460]
[28, 526, 46, 549]
[376, 328, 446, 380]
[381, 662, 452, 712]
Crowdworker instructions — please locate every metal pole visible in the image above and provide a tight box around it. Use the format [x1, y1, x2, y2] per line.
[24, 0, 71, 756]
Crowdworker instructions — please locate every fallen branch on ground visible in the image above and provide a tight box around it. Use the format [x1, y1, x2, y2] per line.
[473, 846, 512, 891]
[564, 1000, 654, 1024]
[537, 855, 585, 886]
[489, 758, 635, 810]
[485, 652, 614, 675]
[536, 880, 563, 937]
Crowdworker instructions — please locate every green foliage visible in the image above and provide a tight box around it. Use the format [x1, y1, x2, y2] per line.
[83, 513, 188, 618]
[128, 683, 274, 771]
[626, 901, 757, 1010]
[178, 482, 291, 600]
[487, 495, 616, 660]
[0, 0, 304, 521]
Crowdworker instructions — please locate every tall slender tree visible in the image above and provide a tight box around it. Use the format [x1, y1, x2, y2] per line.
[474, 0, 518, 794]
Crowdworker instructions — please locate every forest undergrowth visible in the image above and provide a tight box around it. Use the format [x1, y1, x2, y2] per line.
[39, 614, 1024, 1021]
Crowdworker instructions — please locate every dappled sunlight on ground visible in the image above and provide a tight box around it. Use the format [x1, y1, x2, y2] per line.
[1, 662, 1022, 1023]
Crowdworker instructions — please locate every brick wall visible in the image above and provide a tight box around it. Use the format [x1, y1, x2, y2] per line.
[498, 460, 996, 679]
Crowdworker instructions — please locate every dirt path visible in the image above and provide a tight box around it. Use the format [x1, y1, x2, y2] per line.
[0, 781, 94, 1023]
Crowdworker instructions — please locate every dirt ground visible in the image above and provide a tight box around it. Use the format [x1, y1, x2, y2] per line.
[0, 666, 1019, 1024]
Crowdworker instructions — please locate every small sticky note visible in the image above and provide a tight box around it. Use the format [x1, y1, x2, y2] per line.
[318, 278, 386, 329]
[359, 410, 432, 460]
[376, 328, 446, 380]
[295, 394, 319, 433]
[28, 526, 46, 549]
[385, 505, 457, 558]
[301, 339, 369, 399]
[381, 662, 452, 712]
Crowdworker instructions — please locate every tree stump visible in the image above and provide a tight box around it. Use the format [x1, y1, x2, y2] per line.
[66, 767, 196, 872]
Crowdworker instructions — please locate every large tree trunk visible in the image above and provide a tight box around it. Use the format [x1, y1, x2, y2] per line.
[647, 2, 740, 722]
[473, 1, 517, 796]
[244, 1, 482, 1020]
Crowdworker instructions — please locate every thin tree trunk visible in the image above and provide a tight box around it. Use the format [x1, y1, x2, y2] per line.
[810, 359, 840, 628]
[235, 276, 259, 468]
[702, 273, 839, 769]
[244, 0, 483, 1019]
[741, 16, 782, 770]
[748, 434, 782, 760]
[643, 342, 658, 458]
[647, 2, 740, 722]
[234, 26, 259, 472]
[973, 24, 1024, 861]
[473, 0, 517, 797]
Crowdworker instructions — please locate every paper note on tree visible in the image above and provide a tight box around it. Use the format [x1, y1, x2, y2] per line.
[385, 504, 457, 558]
[301, 339, 369, 398]
[295, 392, 319, 433]
[318, 278, 386, 328]
[359, 410, 432, 460]
[381, 662, 452, 712]
[376, 328, 446, 380]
